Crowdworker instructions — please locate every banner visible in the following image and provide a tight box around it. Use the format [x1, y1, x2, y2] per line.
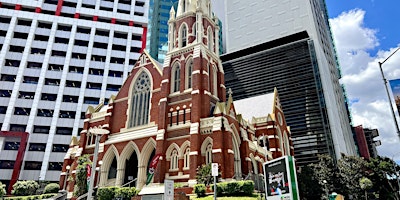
[86, 164, 91, 190]
[389, 79, 400, 116]
[263, 156, 299, 200]
[146, 154, 162, 185]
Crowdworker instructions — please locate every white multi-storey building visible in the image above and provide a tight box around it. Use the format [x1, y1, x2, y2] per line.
[219, 0, 357, 165]
[0, 0, 149, 188]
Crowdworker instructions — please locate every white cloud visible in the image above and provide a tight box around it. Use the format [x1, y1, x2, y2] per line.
[329, 9, 400, 161]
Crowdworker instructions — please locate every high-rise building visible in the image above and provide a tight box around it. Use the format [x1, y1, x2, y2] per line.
[220, 0, 357, 165]
[146, 0, 178, 63]
[0, 0, 149, 185]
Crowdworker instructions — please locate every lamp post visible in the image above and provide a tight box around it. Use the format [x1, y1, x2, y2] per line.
[378, 47, 400, 140]
[87, 128, 109, 200]
[64, 165, 70, 190]
[97, 160, 103, 187]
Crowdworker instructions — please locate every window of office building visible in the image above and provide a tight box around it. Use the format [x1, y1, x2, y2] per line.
[37, 109, 54, 117]
[48, 64, 63, 71]
[29, 143, 46, 151]
[0, 90, 12, 97]
[84, 97, 100, 104]
[48, 162, 63, 170]
[41, 93, 57, 101]
[56, 127, 73, 135]
[62, 95, 79, 103]
[52, 144, 69, 152]
[18, 91, 35, 99]
[59, 110, 76, 118]
[0, 160, 15, 169]
[10, 124, 26, 132]
[1, 74, 16, 82]
[24, 161, 42, 170]
[14, 107, 31, 116]
[33, 126, 50, 134]
[0, 106, 6, 114]
[23, 76, 39, 84]
[3, 142, 20, 150]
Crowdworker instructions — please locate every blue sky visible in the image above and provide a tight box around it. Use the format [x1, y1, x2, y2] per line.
[326, 0, 400, 53]
[326, 0, 400, 163]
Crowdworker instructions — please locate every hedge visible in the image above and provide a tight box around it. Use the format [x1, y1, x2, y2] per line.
[211, 180, 255, 197]
[193, 184, 206, 197]
[4, 193, 57, 200]
[43, 183, 60, 194]
[97, 186, 138, 200]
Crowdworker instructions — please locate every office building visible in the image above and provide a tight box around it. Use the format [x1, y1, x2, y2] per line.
[0, 0, 149, 186]
[146, 0, 178, 63]
[221, 0, 356, 165]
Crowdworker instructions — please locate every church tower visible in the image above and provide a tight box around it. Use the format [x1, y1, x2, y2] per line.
[154, 0, 225, 184]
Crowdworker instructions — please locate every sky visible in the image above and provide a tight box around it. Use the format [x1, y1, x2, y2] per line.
[325, 0, 400, 163]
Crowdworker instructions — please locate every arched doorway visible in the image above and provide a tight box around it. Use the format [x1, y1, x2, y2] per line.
[124, 152, 138, 185]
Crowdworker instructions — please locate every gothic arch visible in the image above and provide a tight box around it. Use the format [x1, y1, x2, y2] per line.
[185, 56, 193, 89]
[116, 141, 140, 186]
[249, 153, 258, 174]
[171, 61, 181, 93]
[99, 145, 119, 186]
[180, 141, 190, 158]
[137, 138, 156, 188]
[230, 124, 242, 178]
[126, 69, 153, 128]
[179, 23, 188, 47]
[166, 143, 180, 160]
[207, 26, 213, 51]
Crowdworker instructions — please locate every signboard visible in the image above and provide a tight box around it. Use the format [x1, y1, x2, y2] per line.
[263, 156, 299, 200]
[212, 163, 218, 176]
[164, 179, 174, 200]
[389, 79, 400, 116]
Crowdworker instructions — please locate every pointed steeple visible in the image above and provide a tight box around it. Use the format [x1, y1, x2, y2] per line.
[169, 6, 176, 20]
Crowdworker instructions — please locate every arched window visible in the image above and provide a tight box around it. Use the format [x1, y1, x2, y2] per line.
[181, 25, 187, 47]
[129, 72, 151, 128]
[172, 63, 180, 93]
[212, 65, 217, 95]
[186, 59, 193, 89]
[207, 28, 213, 51]
[170, 149, 178, 170]
[108, 157, 117, 179]
[206, 143, 212, 164]
[182, 0, 187, 12]
[184, 147, 190, 169]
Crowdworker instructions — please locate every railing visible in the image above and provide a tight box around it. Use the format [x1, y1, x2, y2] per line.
[121, 178, 137, 188]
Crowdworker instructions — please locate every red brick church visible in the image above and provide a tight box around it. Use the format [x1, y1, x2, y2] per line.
[60, 0, 294, 191]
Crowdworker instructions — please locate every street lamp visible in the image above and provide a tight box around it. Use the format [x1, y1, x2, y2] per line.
[63, 165, 71, 190]
[87, 128, 109, 200]
[378, 47, 400, 140]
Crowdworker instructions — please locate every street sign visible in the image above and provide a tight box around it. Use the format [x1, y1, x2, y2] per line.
[212, 163, 218, 176]
[164, 179, 174, 200]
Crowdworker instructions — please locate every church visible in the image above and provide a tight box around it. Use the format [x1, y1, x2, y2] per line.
[60, 0, 294, 191]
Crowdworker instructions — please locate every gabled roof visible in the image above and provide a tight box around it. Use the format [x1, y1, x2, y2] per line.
[233, 92, 275, 122]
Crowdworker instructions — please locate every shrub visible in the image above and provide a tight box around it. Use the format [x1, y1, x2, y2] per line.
[0, 182, 6, 198]
[226, 181, 241, 196]
[193, 184, 206, 197]
[73, 154, 91, 197]
[114, 187, 138, 199]
[196, 164, 213, 186]
[43, 183, 60, 194]
[42, 193, 57, 199]
[12, 180, 39, 196]
[97, 186, 118, 200]
[242, 180, 255, 196]
[214, 182, 227, 196]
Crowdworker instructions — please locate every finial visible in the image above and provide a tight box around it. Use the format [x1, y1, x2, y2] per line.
[228, 88, 233, 97]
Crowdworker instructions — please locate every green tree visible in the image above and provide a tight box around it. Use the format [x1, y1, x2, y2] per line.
[196, 163, 213, 186]
[359, 177, 372, 200]
[73, 154, 92, 197]
[365, 156, 399, 199]
[0, 182, 6, 198]
[11, 180, 39, 196]
[337, 155, 367, 199]
[297, 165, 323, 200]
[308, 154, 338, 200]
